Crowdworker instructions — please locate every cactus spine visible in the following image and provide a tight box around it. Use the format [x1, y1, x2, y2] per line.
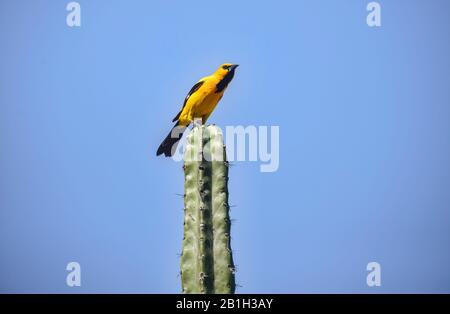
[181, 125, 235, 294]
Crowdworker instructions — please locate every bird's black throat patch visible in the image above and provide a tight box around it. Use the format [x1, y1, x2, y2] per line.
[215, 69, 236, 93]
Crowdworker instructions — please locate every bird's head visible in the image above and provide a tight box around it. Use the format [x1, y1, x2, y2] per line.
[215, 63, 239, 78]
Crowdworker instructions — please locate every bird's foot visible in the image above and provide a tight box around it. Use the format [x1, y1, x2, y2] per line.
[192, 117, 202, 128]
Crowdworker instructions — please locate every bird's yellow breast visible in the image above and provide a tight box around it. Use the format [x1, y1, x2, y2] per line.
[178, 75, 225, 125]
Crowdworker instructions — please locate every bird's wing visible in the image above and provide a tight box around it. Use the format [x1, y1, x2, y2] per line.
[172, 80, 205, 122]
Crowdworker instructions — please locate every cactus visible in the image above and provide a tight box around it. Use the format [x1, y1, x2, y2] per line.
[180, 125, 235, 294]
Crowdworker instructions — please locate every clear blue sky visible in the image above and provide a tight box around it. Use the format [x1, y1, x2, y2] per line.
[1, 0, 449, 293]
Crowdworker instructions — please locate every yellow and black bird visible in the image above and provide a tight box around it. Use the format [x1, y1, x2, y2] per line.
[157, 63, 239, 157]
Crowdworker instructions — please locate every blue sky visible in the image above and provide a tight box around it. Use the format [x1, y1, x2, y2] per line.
[1, 0, 449, 293]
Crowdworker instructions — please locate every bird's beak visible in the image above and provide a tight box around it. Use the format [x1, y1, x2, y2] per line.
[230, 64, 239, 71]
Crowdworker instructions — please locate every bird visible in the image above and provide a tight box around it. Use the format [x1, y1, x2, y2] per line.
[156, 63, 239, 157]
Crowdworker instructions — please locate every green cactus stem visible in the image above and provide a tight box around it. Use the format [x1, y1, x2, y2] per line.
[180, 125, 235, 294]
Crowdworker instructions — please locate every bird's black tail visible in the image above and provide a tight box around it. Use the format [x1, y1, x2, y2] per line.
[156, 122, 186, 157]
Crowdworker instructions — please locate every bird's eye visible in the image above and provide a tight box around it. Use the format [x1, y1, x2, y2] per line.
[222, 65, 231, 70]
